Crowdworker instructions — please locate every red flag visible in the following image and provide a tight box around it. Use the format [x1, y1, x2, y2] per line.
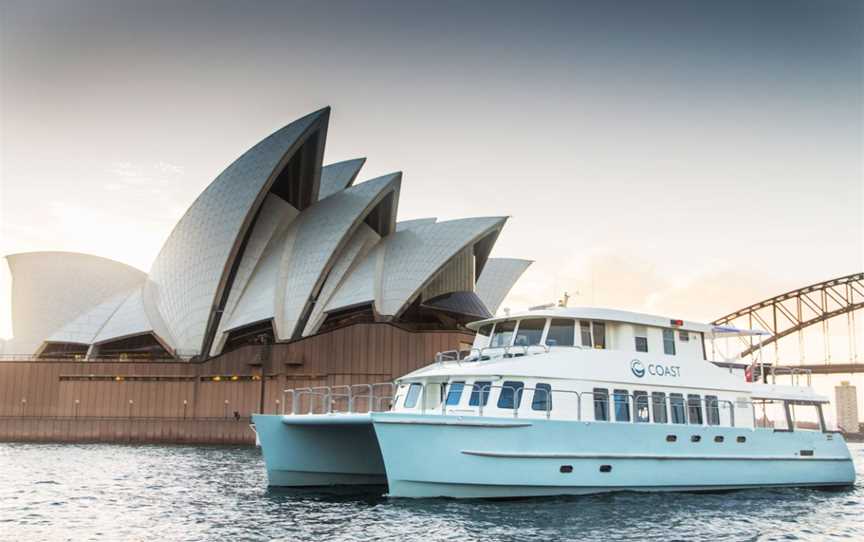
[745, 365, 753, 383]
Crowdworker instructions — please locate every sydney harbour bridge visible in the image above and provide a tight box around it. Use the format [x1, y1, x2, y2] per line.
[712, 272, 864, 376]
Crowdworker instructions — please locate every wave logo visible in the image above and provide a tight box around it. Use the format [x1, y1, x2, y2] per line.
[630, 359, 646, 378]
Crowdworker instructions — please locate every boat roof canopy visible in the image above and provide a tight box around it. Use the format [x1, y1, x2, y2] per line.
[467, 306, 713, 334]
[708, 325, 772, 339]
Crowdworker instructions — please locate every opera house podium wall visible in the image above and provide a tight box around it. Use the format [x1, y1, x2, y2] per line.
[0, 107, 530, 444]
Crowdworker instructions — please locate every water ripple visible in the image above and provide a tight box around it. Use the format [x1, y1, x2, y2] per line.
[0, 443, 861, 541]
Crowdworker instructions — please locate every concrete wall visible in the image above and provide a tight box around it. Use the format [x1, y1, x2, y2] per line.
[0, 322, 474, 444]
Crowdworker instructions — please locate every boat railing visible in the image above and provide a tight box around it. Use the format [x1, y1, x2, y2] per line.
[282, 382, 395, 415]
[434, 345, 551, 366]
[768, 366, 812, 387]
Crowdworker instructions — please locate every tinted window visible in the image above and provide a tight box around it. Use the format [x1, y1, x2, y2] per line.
[614, 389, 630, 422]
[404, 383, 422, 408]
[532, 383, 552, 411]
[663, 329, 676, 355]
[670, 393, 686, 424]
[687, 394, 703, 425]
[592, 322, 606, 349]
[679, 330, 690, 342]
[477, 324, 493, 339]
[580, 321, 592, 347]
[445, 382, 465, 406]
[705, 395, 720, 426]
[497, 381, 524, 409]
[652, 392, 668, 423]
[490, 321, 516, 347]
[546, 319, 575, 347]
[469, 381, 492, 406]
[514, 319, 545, 346]
[634, 391, 649, 422]
[593, 388, 609, 421]
[635, 337, 648, 352]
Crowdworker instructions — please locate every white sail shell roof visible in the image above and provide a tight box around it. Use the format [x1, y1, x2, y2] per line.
[2, 253, 145, 356]
[143, 108, 328, 356]
[475, 258, 533, 315]
[276, 173, 401, 339]
[4, 108, 529, 359]
[318, 158, 366, 200]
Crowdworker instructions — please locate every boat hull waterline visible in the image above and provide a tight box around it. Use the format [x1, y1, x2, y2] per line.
[252, 413, 855, 498]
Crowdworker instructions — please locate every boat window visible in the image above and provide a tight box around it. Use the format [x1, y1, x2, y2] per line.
[580, 321, 592, 347]
[670, 393, 687, 424]
[687, 394, 703, 425]
[546, 319, 575, 347]
[663, 329, 676, 355]
[634, 326, 648, 353]
[497, 381, 525, 409]
[532, 383, 552, 411]
[469, 381, 492, 406]
[490, 320, 516, 348]
[652, 392, 668, 423]
[755, 400, 790, 430]
[788, 402, 824, 431]
[705, 395, 721, 426]
[592, 322, 606, 349]
[477, 324, 493, 340]
[404, 383, 423, 408]
[514, 319, 545, 346]
[614, 389, 630, 422]
[679, 330, 689, 342]
[593, 388, 609, 421]
[445, 382, 465, 406]
[634, 391, 649, 422]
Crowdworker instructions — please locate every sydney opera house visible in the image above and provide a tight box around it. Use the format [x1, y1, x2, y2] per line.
[1, 107, 530, 363]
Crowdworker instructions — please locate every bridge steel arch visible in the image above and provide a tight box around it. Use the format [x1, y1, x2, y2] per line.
[712, 272, 864, 362]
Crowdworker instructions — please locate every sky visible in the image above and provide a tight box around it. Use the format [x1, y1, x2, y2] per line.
[1, 1, 862, 360]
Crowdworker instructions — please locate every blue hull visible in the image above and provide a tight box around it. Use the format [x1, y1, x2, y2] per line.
[253, 413, 855, 498]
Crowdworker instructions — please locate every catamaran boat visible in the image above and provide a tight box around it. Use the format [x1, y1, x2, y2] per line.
[252, 307, 856, 498]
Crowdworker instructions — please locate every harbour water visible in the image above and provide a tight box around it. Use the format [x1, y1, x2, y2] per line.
[1, 443, 862, 541]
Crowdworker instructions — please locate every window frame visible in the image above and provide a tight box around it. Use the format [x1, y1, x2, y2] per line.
[532, 383, 553, 412]
[546, 318, 576, 347]
[469, 381, 492, 407]
[497, 381, 525, 410]
[593, 387, 609, 421]
[489, 320, 517, 348]
[687, 394, 704, 425]
[404, 383, 423, 409]
[663, 328, 677, 355]
[513, 318, 547, 347]
[651, 392, 668, 424]
[445, 381, 465, 406]
[613, 389, 631, 422]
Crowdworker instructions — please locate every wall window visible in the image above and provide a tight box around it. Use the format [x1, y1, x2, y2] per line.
[705, 395, 720, 426]
[788, 402, 824, 431]
[670, 393, 687, 424]
[514, 319, 545, 347]
[593, 388, 609, 421]
[532, 383, 553, 411]
[445, 382, 465, 406]
[404, 383, 423, 408]
[490, 321, 516, 347]
[497, 381, 525, 409]
[687, 394, 703, 425]
[663, 329, 676, 355]
[546, 319, 575, 347]
[652, 392, 668, 423]
[469, 381, 492, 406]
[755, 400, 790, 430]
[634, 391, 649, 422]
[614, 389, 631, 422]
[679, 330, 690, 342]
[634, 327, 648, 353]
[592, 322, 606, 349]
[580, 321, 592, 347]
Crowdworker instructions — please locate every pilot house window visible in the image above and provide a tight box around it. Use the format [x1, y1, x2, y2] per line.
[546, 319, 575, 347]
[580, 321, 607, 349]
[514, 319, 545, 347]
[490, 321, 516, 348]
